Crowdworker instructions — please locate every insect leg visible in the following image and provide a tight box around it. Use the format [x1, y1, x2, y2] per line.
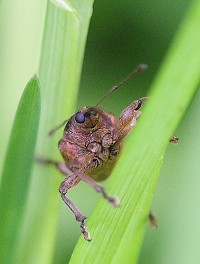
[36, 157, 91, 241]
[59, 176, 91, 241]
[36, 157, 71, 176]
[114, 97, 148, 148]
[75, 170, 120, 208]
[37, 156, 121, 208]
[148, 138, 178, 228]
[169, 136, 179, 144]
[149, 212, 157, 228]
[119, 97, 148, 128]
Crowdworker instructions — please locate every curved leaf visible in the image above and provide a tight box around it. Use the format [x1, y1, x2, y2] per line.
[69, 1, 200, 263]
[0, 76, 40, 264]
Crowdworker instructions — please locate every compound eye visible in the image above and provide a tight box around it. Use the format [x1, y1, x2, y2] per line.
[75, 112, 85, 123]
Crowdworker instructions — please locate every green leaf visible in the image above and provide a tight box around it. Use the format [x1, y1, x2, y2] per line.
[17, 1, 94, 263]
[0, 76, 40, 264]
[69, 1, 200, 263]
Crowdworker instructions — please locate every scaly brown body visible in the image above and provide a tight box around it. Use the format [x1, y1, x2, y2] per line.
[38, 65, 151, 241]
[59, 106, 122, 182]
[38, 98, 146, 240]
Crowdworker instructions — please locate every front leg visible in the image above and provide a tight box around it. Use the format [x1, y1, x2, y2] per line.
[149, 212, 157, 229]
[36, 157, 90, 240]
[59, 176, 91, 241]
[37, 157, 119, 208]
[37, 157, 119, 240]
[75, 169, 120, 208]
[114, 97, 147, 147]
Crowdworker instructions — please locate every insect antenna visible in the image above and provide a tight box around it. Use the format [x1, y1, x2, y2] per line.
[48, 118, 69, 136]
[95, 64, 147, 106]
[49, 64, 147, 136]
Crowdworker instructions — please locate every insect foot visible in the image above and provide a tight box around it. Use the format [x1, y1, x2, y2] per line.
[149, 212, 158, 229]
[108, 196, 120, 208]
[169, 136, 179, 144]
[60, 190, 91, 241]
[80, 221, 92, 242]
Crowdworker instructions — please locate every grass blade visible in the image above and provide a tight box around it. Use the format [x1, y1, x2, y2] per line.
[18, 1, 94, 263]
[0, 76, 40, 264]
[69, 1, 200, 263]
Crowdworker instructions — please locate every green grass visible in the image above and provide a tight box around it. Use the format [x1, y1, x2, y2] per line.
[69, 1, 200, 263]
[0, 77, 40, 264]
[0, 1, 200, 264]
[15, 1, 94, 263]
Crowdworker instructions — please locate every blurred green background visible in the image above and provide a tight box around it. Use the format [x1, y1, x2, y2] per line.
[1, 0, 200, 263]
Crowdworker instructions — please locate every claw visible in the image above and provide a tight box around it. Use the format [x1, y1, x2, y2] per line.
[80, 221, 92, 242]
[149, 212, 158, 229]
[169, 136, 179, 144]
[108, 196, 120, 208]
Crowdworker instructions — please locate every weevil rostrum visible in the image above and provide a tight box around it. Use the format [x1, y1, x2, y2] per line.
[38, 64, 156, 241]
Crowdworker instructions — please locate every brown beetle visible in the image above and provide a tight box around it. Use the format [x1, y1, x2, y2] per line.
[38, 64, 152, 241]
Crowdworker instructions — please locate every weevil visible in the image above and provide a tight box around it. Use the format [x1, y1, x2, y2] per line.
[38, 64, 156, 241]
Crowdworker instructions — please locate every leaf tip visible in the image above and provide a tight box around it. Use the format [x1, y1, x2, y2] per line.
[50, 0, 77, 13]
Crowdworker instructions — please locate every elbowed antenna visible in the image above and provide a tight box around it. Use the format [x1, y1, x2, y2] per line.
[48, 118, 69, 136]
[95, 64, 148, 106]
[49, 64, 147, 136]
